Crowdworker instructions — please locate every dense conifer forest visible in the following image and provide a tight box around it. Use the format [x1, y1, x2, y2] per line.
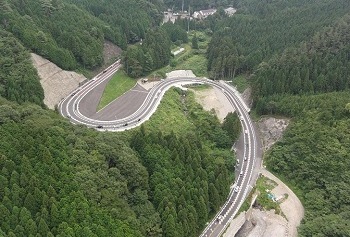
[204, 0, 350, 235]
[0, 0, 163, 70]
[258, 92, 350, 236]
[207, 0, 350, 78]
[0, 88, 238, 236]
[0, 30, 44, 106]
[1, 0, 350, 236]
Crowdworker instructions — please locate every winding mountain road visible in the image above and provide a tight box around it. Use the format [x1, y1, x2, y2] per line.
[59, 61, 262, 237]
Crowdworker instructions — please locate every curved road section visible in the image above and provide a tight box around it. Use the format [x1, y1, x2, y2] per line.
[59, 62, 260, 237]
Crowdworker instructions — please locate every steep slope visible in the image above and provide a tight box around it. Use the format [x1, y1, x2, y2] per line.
[207, 0, 350, 77]
[0, 30, 44, 106]
[252, 14, 350, 236]
[0, 0, 162, 70]
[254, 13, 350, 112]
[0, 99, 151, 236]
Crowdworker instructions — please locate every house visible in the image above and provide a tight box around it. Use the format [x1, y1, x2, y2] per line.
[200, 9, 217, 18]
[193, 11, 201, 19]
[163, 10, 190, 24]
[193, 9, 217, 19]
[224, 7, 237, 16]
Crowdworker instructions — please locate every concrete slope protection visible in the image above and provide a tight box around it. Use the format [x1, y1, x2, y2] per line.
[59, 62, 260, 237]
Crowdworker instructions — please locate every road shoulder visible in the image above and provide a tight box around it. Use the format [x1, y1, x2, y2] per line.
[259, 169, 304, 237]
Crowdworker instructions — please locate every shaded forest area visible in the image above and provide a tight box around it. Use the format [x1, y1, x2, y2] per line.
[253, 14, 350, 105]
[0, 87, 239, 236]
[0, 100, 149, 236]
[243, 2, 350, 235]
[207, 0, 350, 78]
[0, 0, 163, 70]
[122, 28, 172, 78]
[0, 30, 44, 106]
[259, 92, 350, 236]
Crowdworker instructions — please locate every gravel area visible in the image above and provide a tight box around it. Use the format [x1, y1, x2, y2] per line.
[166, 70, 196, 78]
[260, 169, 304, 237]
[31, 53, 86, 109]
[103, 41, 122, 63]
[193, 86, 235, 122]
[258, 117, 290, 151]
[237, 209, 288, 237]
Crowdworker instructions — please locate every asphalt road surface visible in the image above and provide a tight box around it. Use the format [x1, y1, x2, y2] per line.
[59, 62, 261, 237]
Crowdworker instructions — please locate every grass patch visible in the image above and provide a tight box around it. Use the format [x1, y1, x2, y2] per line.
[143, 88, 194, 135]
[230, 74, 250, 93]
[175, 54, 208, 77]
[150, 31, 211, 78]
[237, 189, 254, 215]
[98, 70, 136, 111]
[255, 176, 282, 214]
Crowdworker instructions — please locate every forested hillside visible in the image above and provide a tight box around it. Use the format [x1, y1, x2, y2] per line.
[122, 21, 190, 78]
[0, 30, 44, 106]
[0, 0, 163, 70]
[131, 89, 236, 237]
[0, 99, 150, 236]
[0, 88, 237, 236]
[122, 28, 172, 78]
[247, 5, 350, 236]
[253, 14, 350, 103]
[207, 0, 350, 78]
[66, 0, 163, 42]
[258, 92, 350, 236]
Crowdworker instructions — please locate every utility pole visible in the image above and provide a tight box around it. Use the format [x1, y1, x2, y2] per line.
[187, 4, 190, 32]
[182, 0, 184, 13]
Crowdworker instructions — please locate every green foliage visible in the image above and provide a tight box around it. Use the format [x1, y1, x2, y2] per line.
[191, 34, 199, 49]
[141, 89, 194, 135]
[0, 30, 44, 106]
[0, 99, 155, 236]
[253, 14, 350, 100]
[222, 112, 242, 144]
[123, 28, 171, 78]
[98, 70, 136, 110]
[207, 35, 241, 79]
[230, 74, 250, 93]
[162, 22, 188, 44]
[175, 54, 208, 77]
[207, 0, 350, 77]
[255, 176, 280, 214]
[258, 92, 350, 236]
[0, 0, 163, 70]
[131, 90, 235, 236]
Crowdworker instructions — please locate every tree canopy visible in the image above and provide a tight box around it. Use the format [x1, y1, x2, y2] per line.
[0, 87, 238, 236]
[0, 30, 44, 106]
[0, 0, 164, 70]
[257, 92, 350, 236]
[207, 0, 350, 78]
